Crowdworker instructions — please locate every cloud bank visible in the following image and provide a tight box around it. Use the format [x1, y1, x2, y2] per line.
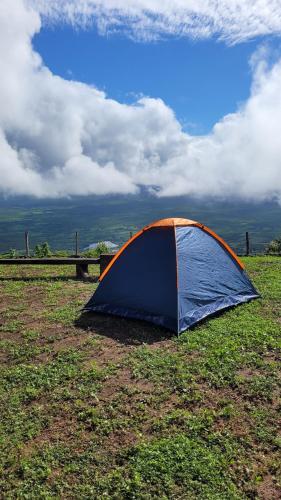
[0, 0, 281, 202]
[31, 0, 281, 44]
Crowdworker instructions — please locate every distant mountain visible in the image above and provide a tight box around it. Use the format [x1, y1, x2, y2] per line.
[0, 195, 280, 254]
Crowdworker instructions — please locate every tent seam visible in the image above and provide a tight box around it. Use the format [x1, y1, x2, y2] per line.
[174, 225, 179, 335]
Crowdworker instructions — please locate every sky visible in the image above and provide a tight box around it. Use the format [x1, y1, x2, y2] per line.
[0, 0, 281, 202]
[33, 26, 258, 134]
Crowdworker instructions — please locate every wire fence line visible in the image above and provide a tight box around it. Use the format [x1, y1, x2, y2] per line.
[1, 232, 98, 256]
[1, 230, 280, 257]
[231, 242, 271, 255]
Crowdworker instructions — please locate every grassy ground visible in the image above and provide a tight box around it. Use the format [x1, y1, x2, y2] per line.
[0, 257, 280, 499]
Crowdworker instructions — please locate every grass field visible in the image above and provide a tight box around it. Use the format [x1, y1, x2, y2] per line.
[0, 257, 280, 498]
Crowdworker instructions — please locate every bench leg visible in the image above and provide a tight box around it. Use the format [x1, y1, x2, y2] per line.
[99, 254, 115, 276]
[76, 263, 89, 279]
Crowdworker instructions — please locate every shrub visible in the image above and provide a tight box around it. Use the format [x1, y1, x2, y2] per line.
[94, 242, 110, 256]
[266, 237, 281, 254]
[83, 242, 110, 258]
[8, 249, 18, 258]
[34, 242, 52, 258]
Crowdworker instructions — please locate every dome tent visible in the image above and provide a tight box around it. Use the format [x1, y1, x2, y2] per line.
[84, 218, 259, 333]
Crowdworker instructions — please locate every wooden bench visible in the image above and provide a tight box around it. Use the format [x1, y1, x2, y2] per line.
[0, 254, 115, 279]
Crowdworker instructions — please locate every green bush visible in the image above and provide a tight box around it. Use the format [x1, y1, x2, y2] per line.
[8, 249, 18, 258]
[94, 242, 110, 256]
[266, 237, 281, 254]
[83, 242, 110, 258]
[34, 242, 52, 258]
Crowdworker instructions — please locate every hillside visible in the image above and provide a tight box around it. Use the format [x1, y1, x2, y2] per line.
[0, 257, 280, 498]
[0, 196, 281, 254]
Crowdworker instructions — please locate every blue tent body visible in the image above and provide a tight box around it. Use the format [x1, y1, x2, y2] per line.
[84, 218, 259, 333]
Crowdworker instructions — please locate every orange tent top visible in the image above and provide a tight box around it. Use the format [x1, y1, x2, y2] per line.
[146, 217, 199, 228]
[99, 217, 244, 281]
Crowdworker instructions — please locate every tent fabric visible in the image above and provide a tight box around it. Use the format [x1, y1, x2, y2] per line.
[84, 218, 259, 333]
[85, 227, 178, 331]
[176, 226, 259, 331]
[99, 218, 244, 281]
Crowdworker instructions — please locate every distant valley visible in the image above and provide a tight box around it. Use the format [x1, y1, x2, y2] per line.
[0, 195, 280, 254]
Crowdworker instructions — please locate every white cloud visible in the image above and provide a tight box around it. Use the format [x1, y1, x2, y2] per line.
[29, 0, 281, 44]
[0, 0, 280, 203]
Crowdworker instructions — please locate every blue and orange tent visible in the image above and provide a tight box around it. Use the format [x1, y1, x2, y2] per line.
[84, 218, 259, 333]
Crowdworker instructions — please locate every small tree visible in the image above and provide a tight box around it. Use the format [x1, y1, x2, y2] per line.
[94, 242, 110, 257]
[34, 244, 42, 257]
[83, 242, 110, 258]
[34, 242, 52, 258]
[266, 237, 281, 254]
[41, 242, 51, 257]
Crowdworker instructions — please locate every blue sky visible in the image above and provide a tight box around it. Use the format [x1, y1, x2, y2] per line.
[34, 27, 260, 134]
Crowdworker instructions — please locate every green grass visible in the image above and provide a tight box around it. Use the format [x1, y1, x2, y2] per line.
[0, 257, 280, 498]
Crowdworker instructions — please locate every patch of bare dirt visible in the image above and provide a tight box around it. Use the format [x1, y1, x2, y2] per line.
[215, 413, 253, 438]
[98, 367, 155, 402]
[21, 414, 82, 458]
[102, 428, 139, 453]
[51, 333, 91, 353]
[236, 367, 262, 379]
[256, 475, 281, 500]
[263, 351, 280, 363]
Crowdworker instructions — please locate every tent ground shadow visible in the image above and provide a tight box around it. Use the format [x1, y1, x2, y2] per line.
[75, 311, 173, 346]
[75, 298, 260, 346]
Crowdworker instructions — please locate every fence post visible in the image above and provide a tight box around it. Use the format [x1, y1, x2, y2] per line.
[25, 231, 30, 258]
[75, 231, 79, 257]
[246, 232, 250, 256]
